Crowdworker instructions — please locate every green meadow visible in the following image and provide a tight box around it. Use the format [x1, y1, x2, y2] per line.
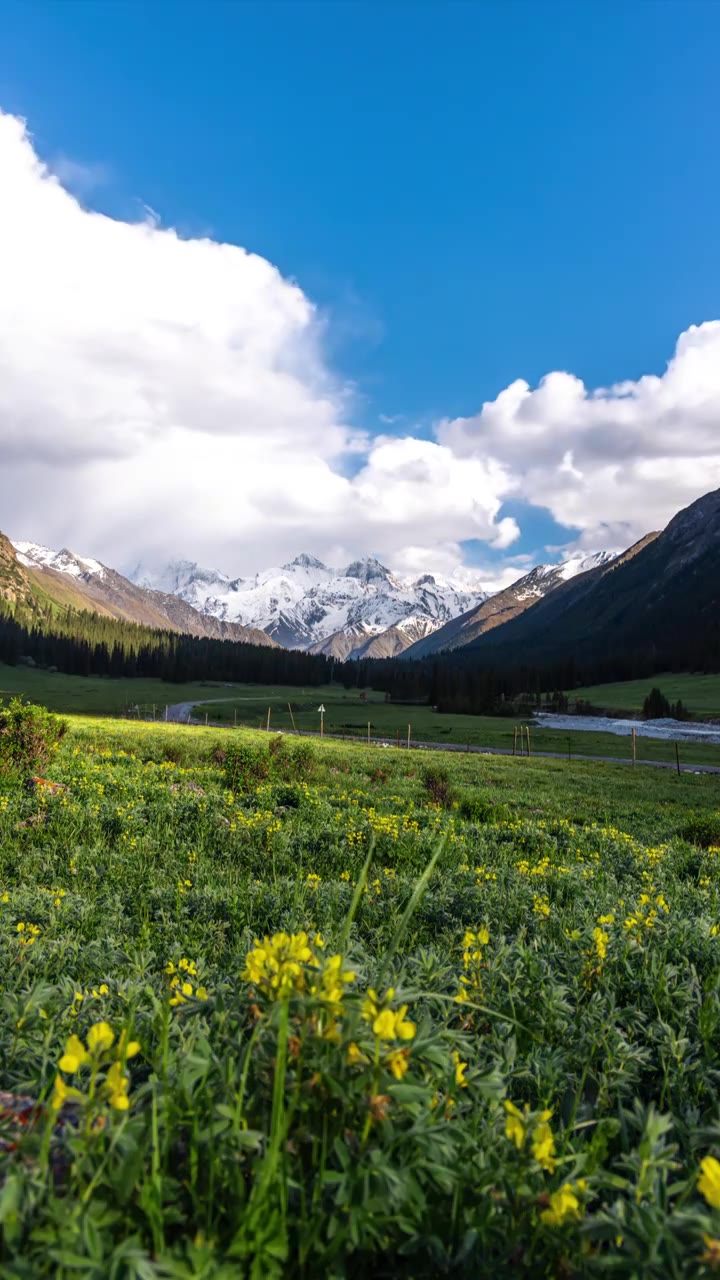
[2, 710, 720, 1275]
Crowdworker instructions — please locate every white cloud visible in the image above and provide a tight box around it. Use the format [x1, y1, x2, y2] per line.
[1, 108, 719, 589]
[0, 110, 513, 575]
[439, 321, 720, 548]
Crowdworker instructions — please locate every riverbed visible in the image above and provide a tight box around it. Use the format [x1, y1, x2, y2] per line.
[534, 712, 720, 744]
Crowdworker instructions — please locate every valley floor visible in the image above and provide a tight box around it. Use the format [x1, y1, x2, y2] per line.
[4, 662, 720, 768]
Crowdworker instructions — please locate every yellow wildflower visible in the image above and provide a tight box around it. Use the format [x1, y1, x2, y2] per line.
[504, 1100, 528, 1149]
[532, 1117, 557, 1172]
[59, 1034, 90, 1073]
[701, 1235, 720, 1270]
[453, 1051, 468, 1088]
[540, 1182, 583, 1227]
[117, 1029, 141, 1059]
[372, 1005, 416, 1042]
[699, 1156, 720, 1210]
[243, 931, 316, 1000]
[385, 1048, 410, 1080]
[50, 1073, 83, 1112]
[104, 1061, 130, 1110]
[87, 1022, 115, 1055]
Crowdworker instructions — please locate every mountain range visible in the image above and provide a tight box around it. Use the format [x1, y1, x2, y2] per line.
[403, 551, 618, 659]
[0, 535, 625, 661]
[132, 554, 490, 658]
[1, 486, 718, 674]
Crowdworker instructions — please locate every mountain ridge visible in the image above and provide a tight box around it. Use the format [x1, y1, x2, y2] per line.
[6, 540, 279, 647]
[403, 550, 620, 659]
[460, 489, 720, 669]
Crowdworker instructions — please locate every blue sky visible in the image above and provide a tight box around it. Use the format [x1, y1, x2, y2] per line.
[1, 1, 719, 581]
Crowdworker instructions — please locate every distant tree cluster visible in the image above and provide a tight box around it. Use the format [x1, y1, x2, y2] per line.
[641, 688, 690, 721]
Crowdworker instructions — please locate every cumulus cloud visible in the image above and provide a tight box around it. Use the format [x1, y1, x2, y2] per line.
[439, 322, 720, 549]
[1, 108, 718, 588]
[0, 110, 514, 579]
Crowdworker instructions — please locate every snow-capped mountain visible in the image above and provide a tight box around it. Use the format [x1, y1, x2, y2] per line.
[9, 539, 278, 647]
[14, 540, 106, 581]
[132, 553, 489, 656]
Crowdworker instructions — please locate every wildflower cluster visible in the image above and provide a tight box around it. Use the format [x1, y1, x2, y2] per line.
[624, 888, 670, 940]
[583, 913, 614, 988]
[16, 921, 41, 947]
[541, 1180, 588, 1227]
[504, 1100, 557, 1172]
[455, 926, 490, 1006]
[165, 957, 208, 1006]
[243, 930, 319, 1000]
[360, 987, 416, 1079]
[52, 1021, 140, 1113]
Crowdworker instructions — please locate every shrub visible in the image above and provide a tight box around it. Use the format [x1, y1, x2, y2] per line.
[0, 698, 67, 776]
[458, 793, 509, 824]
[222, 738, 317, 791]
[421, 764, 455, 809]
[222, 742, 270, 792]
[284, 740, 317, 781]
[680, 812, 720, 849]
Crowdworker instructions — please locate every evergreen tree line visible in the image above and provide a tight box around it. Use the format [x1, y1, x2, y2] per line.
[359, 640, 720, 714]
[0, 605, 333, 687]
[1, 589, 717, 711]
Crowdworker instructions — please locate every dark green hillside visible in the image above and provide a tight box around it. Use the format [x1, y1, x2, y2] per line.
[465, 489, 720, 673]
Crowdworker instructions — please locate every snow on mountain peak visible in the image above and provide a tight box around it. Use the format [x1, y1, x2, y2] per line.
[344, 557, 393, 584]
[128, 551, 488, 652]
[556, 549, 619, 581]
[285, 553, 328, 570]
[13, 540, 106, 580]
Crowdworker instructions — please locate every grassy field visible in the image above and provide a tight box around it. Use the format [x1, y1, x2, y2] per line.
[197, 691, 720, 768]
[2, 711, 720, 1275]
[0, 664, 252, 717]
[571, 672, 720, 717]
[3, 662, 720, 768]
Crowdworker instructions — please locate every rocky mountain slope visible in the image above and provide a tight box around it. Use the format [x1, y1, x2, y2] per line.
[0, 533, 38, 618]
[403, 551, 619, 659]
[134, 554, 488, 656]
[7, 540, 278, 646]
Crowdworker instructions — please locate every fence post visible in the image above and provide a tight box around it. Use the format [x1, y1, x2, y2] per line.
[632, 727, 637, 767]
[368, 721, 371, 745]
[407, 723, 411, 749]
[526, 726, 531, 757]
[513, 726, 517, 756]
[675, 742, 681, 777]
[266, 707, 271, 732]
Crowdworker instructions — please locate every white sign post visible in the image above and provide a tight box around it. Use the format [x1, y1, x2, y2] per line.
[318, 704, 325, 737]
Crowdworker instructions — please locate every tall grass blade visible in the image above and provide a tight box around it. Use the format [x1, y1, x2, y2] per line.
[377, 836, 446, 984]
[338, 836, 375, 953]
